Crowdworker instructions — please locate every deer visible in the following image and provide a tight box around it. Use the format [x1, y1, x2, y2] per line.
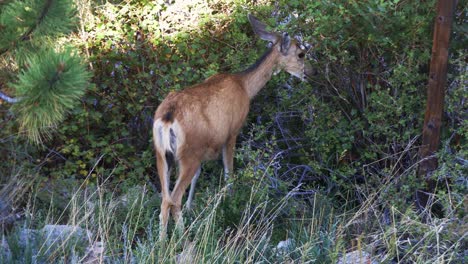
[153, 14, 313, 239]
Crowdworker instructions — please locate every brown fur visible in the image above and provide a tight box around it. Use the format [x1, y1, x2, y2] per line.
[156, 75, 249, 161]
[153, 14, 313, 239]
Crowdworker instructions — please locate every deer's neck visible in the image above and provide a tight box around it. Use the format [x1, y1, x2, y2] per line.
[238, 47, 280, 99]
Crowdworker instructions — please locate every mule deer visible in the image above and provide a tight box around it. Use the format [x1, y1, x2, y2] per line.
[153, 14, 313, 239]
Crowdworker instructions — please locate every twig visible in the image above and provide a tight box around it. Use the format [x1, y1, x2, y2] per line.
[0, 91, 20, 103]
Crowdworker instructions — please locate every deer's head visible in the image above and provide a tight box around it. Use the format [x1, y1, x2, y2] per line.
[248, 14, 314, 81]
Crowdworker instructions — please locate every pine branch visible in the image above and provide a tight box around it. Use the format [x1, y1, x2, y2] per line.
[0, 0, 54, 55]
[20, 0, 54, 41]
[13, 49, 91, 144]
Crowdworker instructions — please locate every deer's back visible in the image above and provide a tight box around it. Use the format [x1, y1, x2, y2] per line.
[155, 74, 250, 160]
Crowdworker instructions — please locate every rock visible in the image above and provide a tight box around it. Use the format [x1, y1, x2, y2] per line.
[40, 224, 93, 257]
[15, 225, 103, 263]
[337, 250, 377, 264]
[18, 228, 40, 248]
[20, 225, 93, 259]
[276, 238, 295, 256]
[41, 224, 93, 246]
[81, 241, 105, 264]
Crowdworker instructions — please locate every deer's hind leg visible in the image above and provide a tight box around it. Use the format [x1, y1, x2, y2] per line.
[156, 151, 173, 240]
[170, 156, 201, 232]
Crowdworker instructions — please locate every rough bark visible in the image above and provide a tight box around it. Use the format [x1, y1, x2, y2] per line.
[416, 0, 456, 211]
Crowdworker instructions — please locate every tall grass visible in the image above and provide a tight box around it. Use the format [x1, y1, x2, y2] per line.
[2, 164, 465, 263]
[3, 170, 342, 263]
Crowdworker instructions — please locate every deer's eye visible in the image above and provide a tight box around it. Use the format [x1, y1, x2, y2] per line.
[298, 53, 305, 59]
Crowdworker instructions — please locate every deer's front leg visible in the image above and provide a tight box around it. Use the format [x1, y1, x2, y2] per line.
[222, 135, 237, 182]
[186, 166, 201, 210]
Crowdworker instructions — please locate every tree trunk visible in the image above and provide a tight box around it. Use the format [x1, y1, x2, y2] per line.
[416, 0, 456, 211]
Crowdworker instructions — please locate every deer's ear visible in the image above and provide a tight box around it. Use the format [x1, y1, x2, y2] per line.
[248, 14, 279, 43]
[280, 33, 291, 55]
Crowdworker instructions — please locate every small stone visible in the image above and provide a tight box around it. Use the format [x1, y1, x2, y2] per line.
[82, 241, 105, 264]
[337, 250, 377, 264]
[276, 238, 295, 256]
